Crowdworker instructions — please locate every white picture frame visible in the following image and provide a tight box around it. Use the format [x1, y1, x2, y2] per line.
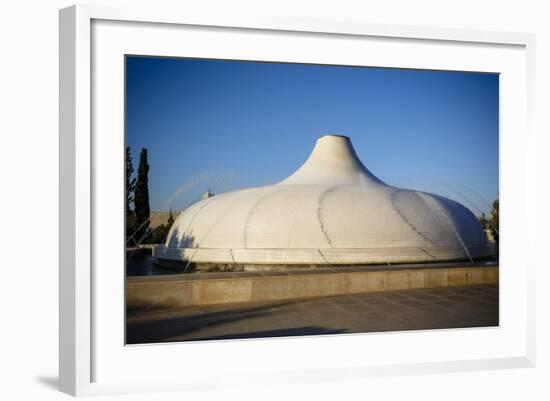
[59, 4, 536, 397]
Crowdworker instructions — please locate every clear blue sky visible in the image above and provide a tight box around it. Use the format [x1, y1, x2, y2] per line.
[126, 56, 499, 217]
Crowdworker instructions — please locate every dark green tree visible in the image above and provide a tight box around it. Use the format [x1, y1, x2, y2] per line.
[478, 212, 488, 230]
[489, 198, 499, 245]
[167, 209, 175, 228]
[134, 148, 150, 242]
[142, 211, 176, 245]
[125, 147, 137, 242]
[146, 224, 167, 244]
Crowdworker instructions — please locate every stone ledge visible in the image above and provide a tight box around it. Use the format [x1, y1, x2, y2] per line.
[126, 265, 498, 309]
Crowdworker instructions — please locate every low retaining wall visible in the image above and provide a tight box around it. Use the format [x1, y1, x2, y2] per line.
[127, 265, 498, 309]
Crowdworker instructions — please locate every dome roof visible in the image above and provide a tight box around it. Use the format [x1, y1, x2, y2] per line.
[154, 135, 493, 266]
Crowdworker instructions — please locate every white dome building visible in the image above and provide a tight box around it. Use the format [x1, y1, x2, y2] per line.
[153, 135, 493, 269]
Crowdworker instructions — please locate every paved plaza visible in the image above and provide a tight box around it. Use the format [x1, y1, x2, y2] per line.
[126, 284, 498, 344]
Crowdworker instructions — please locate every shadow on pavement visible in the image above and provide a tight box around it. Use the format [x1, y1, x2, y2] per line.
[127, 301, 293, 344]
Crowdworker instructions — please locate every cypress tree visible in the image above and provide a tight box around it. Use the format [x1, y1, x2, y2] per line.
[486, 198, 499, 260]
[490, 199, 499, 245]
[134, 148, 150, 242]
[125, 147, 137, 241]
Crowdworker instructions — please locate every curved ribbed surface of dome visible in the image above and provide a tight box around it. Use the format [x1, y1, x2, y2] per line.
[154, 135, 493, 266]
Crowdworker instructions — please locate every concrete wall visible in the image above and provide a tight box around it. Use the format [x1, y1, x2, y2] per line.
[127, 265, 498, 309]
